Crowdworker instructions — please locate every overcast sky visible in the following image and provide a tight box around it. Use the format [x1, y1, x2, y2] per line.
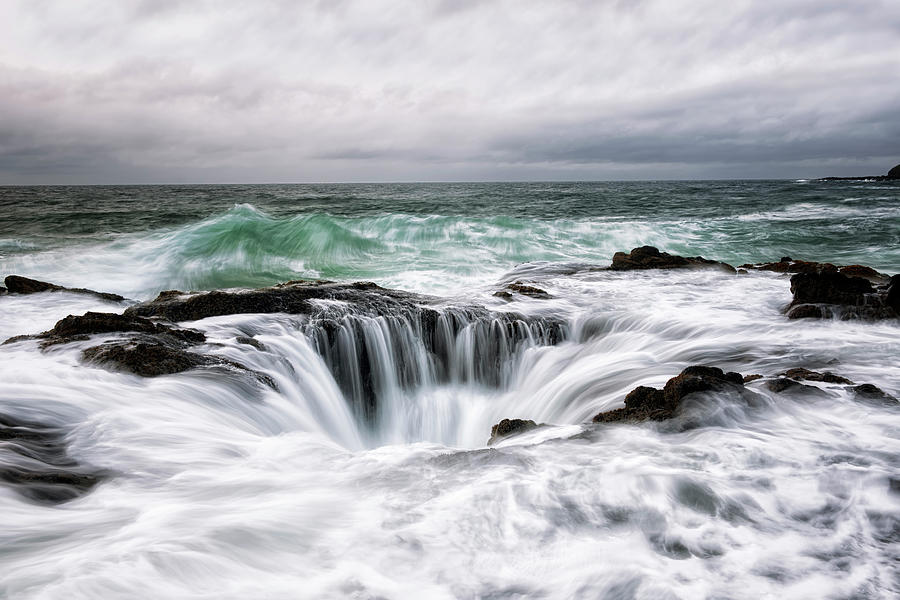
[1, 0, 899, 183]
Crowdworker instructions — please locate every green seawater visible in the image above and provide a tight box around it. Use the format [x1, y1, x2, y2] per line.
[1, 180, 897, 297]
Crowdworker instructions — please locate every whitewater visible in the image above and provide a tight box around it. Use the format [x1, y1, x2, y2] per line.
[0, 180, 898, 599]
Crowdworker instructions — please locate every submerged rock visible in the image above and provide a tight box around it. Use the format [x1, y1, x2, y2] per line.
[750, 368, 896, 404]
[852, 384, 898, 404]
[3, 275, 125, 303]
[786, 271, 898, 320]
[0, 413, 107, 504]
[494, 282, 552, 299]
[592, 366, 744, 423]
[763, 378, 824, 395]
[235, 336, 266, 350]
[487, 418, 540, 445]
[778, 368, 853, 385]
[609, 246, 735, 273]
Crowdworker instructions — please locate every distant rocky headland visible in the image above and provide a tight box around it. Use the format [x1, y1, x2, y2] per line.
[819, 162, 900, 181]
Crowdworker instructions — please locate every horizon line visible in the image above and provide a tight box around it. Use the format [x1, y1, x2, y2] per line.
[0, 176, 836, 187]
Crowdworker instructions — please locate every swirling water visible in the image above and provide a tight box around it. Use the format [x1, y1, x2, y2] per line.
[0, 180, 898, 599]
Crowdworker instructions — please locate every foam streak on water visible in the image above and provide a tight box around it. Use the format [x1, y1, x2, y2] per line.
[0, 181, 898, 599]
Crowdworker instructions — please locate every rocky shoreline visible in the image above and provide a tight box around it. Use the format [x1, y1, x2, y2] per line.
[1, 246, 897, 501]
[817, 162, 900, 181]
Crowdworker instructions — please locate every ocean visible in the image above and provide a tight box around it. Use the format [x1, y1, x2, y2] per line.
[1, 180, 898, 599]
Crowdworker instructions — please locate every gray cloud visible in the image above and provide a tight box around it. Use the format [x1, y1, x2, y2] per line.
[0, 0, 898, 183]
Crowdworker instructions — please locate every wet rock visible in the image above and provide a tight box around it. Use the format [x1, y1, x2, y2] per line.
[790, 271, 873, 305]
[487, 418, 539, 445]
[625, 386, 666, 409]
[592, 366, 745, 423]
[0, 413, 107, 504]
[126, 281, 435, 322]
[779, 368, 853, 385]
[764, 378, 823, 395]
[4, 275, 124, 303]
[787, 271, 897, 320]
[80, 337, 277, 389]
[785, 304, 829, 319]
[743, 374, 763, 383]
[739, 259, 890, 282]
[852, 384, 898, 404]
[495, 282, 551, 299]
[236, 336, 266, 350]
[82, 339, 215, 377]
[741, 259, 890, 284]
[0, 286, 6, 295]
[839, 265, 887, 281]
[3, 311, 206, 348]
[609, 246, 735, 273]
[888, 275, 900, 314]
[663, 366, 744, 403]
[740, 258, 836, 275]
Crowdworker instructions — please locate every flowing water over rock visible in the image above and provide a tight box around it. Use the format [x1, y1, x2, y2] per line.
[0, 181, 898, 599]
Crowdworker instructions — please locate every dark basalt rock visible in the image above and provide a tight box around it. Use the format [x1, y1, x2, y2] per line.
[852, 384, 898, 404]
[888, 275, 900, 314]
[125, 280, 434, 322]
[839, 265, 887, 281]
[889, 163, 900, 179]
[81, 337, 277, 388]
[764, 378, 824, 395]
[0, 413, 107, 504]
[779, 368, 853, 385]
[3, 311, 206, 348]
[82, 339, 216, 377]
[790, 272, 873, 304]
[738, 259, 890, 284]
[4, 275, 125, 303]
[663, 366, 744, 403]
[609, 246, 736, 273]
[487, 418, 539, 445]
[236, 336, 266, 350]
[786, 271, 898, 320]
[0, 286, 6, 295]
[592, 366, 744, 423]
[3, 310, 273, 387]
[494, 282, 551, 299]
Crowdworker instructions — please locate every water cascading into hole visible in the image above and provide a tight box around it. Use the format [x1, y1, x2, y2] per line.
[302, 306, 567, 442]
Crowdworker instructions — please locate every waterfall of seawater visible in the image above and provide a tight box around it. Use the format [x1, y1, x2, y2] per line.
[186, 305, 567, 449]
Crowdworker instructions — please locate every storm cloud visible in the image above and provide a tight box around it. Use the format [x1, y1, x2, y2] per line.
[1, 0, 898, 183]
